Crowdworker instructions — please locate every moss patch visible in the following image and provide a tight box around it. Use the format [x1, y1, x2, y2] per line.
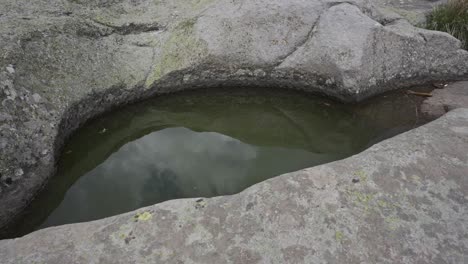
[135, 211, 152, 221]
[354, 170, 368, 183]
[335, 231, 344, 242]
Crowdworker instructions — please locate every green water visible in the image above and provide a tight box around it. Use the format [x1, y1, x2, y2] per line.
[6, 87, 431, 238]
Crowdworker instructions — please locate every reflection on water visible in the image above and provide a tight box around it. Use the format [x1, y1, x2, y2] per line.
[5, 87, 432, 238]
[45, 128, 330, 227]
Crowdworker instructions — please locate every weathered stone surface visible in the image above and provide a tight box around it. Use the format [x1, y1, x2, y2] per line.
[375, 0, 447, 25]
[422, 81, 468, 117]
[0, 0, 467, 238]
[0, 108, 467, 263]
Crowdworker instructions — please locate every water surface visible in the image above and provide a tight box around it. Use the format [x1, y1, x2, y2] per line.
[6, 87, 431, 237]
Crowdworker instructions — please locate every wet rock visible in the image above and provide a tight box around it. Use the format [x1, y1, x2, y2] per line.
[422, 81, 468, 117]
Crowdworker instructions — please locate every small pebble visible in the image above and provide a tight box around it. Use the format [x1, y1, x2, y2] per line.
[6, 65, 15, 74]
[32, 93, 42, 103]
[432, 83, 447, 89]
[14, 168, 24, 177]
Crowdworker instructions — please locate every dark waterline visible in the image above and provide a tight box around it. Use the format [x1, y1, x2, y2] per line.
[4, 87, 432, 238]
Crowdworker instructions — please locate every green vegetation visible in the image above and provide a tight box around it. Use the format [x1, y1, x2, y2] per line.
[335, 231, 344, 242]
[134, 211, 152, 221]
[426, 0, 468, 49]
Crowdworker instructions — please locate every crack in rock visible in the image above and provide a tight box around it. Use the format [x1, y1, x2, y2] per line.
[274, 2, 365, 68]
[274, 13, 323, 68]
[90, 19, 163, 36]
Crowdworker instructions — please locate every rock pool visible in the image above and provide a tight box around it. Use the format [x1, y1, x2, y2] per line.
[5, 87, 431, 238]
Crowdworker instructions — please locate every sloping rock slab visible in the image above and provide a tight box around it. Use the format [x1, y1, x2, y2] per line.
[422, 81, 468, 117]
[375, 0, 447, 25]
[0, 0, 467, 233]
[1, 108, 467, 263]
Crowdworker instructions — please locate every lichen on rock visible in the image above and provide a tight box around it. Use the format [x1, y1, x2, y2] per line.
[145, 18, 209, 87]
[0, 1, 467, 262]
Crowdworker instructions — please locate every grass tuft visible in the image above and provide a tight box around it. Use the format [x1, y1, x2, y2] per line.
[426, 0, 468, 49]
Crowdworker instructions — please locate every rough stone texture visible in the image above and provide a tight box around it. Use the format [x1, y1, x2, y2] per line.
[0, 0, 468, 237]
[0, 108, 467, 263]
[375, 0, 447, 25]
[422, 81, 468, 117]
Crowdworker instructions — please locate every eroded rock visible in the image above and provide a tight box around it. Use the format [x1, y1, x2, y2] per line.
[375, 0, 447, 25]
[0, 0, 467, 243]
[422, 81, 468, 117]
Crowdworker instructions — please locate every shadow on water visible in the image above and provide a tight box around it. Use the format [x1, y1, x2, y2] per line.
[4, 87, 433, 238]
